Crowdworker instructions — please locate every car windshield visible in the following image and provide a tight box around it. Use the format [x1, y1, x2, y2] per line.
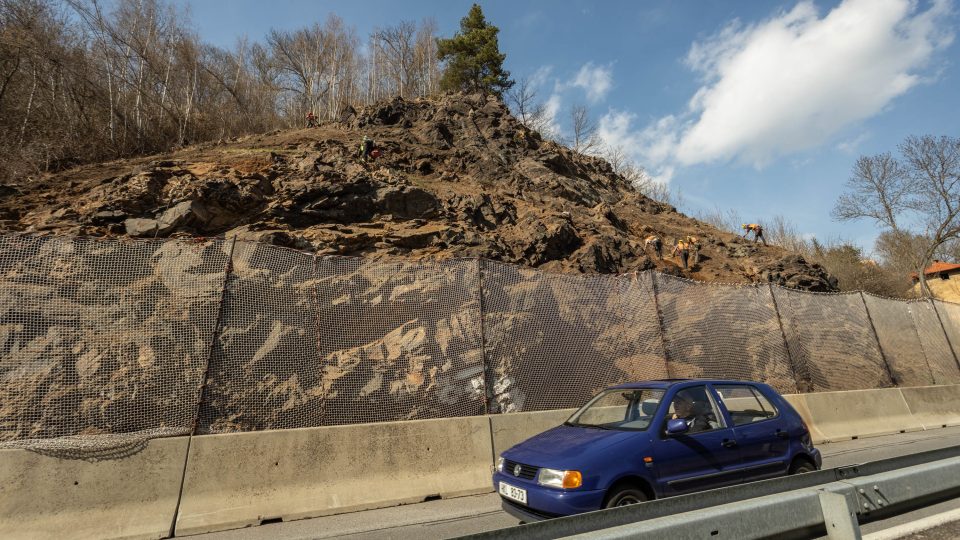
[565, 388, 666, 431]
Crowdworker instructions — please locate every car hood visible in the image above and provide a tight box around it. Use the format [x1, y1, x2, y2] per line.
[502, 425, 638, 469]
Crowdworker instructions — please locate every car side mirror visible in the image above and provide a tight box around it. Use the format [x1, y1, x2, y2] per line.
[666, 418, 689, 435]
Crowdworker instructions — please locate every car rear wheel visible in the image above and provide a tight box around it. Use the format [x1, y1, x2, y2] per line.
[604, 487, 648, 508]
[790, 460, 816, 474]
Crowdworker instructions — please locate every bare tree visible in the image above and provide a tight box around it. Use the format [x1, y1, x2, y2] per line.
[696, 206, 742, 235]
[873, 230, 931, 290]
[505, 76, 546, 128]
[569, 103, 599, 155]
[366, 18, 438, 102]
[766, 215, 811, 254]
[267, 15, 360, 124]
[833, 135, 960, 297]
[0, 0, 444, 180]
[639, 179, 684, 209]
[601, 145, 648, 184]
[371, 20, 416, 98]
[410, 18, 438, 97]
[833, 153, 910, 230]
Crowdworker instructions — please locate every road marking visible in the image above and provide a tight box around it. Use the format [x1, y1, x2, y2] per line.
[863, 507, 960, 540]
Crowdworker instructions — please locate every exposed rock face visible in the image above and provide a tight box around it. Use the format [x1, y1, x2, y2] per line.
[0, 93, 835, 291]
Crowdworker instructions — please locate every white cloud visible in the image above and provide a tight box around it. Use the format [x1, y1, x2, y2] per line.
[569, 62, 614, 103]
[614, 0, 954, 172]
[517, 11, 545, 29]
[529, 65, 553, 89]
[597, 110, 679, 182]
[836, 132, 871, 154]
[543, 93, 563, 136]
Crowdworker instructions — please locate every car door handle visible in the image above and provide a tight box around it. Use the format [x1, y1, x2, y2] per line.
[722, 439, 738, 448]
[775, 430, 789, 439]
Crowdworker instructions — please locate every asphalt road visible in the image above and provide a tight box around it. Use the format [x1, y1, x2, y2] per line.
[899, 519, 960, 540]
[192, 425, 960, 540]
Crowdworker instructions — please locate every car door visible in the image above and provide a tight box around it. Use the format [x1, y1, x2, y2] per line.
[651, 385, 743, 495]
[713, 383, 790, 481]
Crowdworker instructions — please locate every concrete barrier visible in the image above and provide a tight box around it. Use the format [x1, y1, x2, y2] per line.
[784, 388, 923, 443]
[0, 436, 189, 540]
[781, 394, 828, 443]
[489, 408, 577, 458]
[900, 384, 960, 429]
[6, 385, 960, 538]
[175, 415, 494, 536]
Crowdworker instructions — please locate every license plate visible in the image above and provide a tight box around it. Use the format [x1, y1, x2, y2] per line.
[499, 481, 527, 504]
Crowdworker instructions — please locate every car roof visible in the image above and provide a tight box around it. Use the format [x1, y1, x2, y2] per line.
[607, 378, 765, 390]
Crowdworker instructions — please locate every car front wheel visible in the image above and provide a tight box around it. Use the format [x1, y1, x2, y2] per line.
[790, 460, 816, 474]
[604, 487, 648, 508]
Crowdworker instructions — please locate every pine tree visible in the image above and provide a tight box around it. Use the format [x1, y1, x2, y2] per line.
[436, 4, 514, 97]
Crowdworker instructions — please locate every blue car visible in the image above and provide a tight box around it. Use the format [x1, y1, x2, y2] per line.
[494, 379, 822, 521]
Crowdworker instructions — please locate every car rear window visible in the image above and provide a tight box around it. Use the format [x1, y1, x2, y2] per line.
[714, 385, 778, 426]
[566, 388, 665, 431]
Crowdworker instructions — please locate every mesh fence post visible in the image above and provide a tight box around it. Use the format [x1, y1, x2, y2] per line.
[768, 283, 802, 394]
[191, 236, 237, 435]
[931, 299, 960, 374]
[909, 301, 938, 385]
[649, 271, 673, 378]
[859, 291, 898, 387]
[477, 258, 492, 415]
[312, 253, 328, 426]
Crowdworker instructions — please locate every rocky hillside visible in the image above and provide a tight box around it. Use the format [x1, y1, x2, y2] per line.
[0, 93, 835, 291]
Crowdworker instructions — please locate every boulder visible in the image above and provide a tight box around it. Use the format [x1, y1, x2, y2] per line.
[523, 218, 582, 266]
[759, 255, 837, 292]
[124, 218, 160, 237]
[157, 200, 211, 233]
[90, 210, 127, 225]
[379, 187, 440, 220]
[388, 227, 442, 249]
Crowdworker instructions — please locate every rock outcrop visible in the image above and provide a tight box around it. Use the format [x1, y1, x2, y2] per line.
[0, 93, 836, 291]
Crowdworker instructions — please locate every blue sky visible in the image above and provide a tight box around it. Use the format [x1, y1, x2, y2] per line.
[175, 0, 959, 254]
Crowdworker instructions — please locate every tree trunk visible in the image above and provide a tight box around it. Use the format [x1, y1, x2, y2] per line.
[18, 66, 38, 148]
[0, 56, 22, 115]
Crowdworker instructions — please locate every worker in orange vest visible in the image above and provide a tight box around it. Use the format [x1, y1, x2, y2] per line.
[644, 234, 663, 260]
[685, 235, 701, 266]
[673, 239, 690, 270]
[742, 223, 766, 246]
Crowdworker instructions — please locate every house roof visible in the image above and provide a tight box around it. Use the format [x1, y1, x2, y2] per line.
[911, 261, 960, 281]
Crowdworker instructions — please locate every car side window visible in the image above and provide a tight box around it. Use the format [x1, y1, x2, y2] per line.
[664, 385, 723, 435]
[715, 385, 779, 426]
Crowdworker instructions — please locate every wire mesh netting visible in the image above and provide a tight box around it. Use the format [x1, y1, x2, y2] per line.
[481, 262, 667, 413]
[771, 288, 892, 392]
[197, 241, 321, 433]
[0, 236, 228, 451]
[909, 300, 960, 385]
[315, 256, 485, 425]
[1, 234, 959, 451]
[933, 300, 960, 374]
[654, 275, 797, 394]
[861, 293, 935, 387]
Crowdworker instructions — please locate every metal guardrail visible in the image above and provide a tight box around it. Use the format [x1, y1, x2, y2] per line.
[460, 445, 960, 540]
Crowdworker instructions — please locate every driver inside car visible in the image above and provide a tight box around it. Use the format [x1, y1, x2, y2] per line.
[670, 393, 712, 433]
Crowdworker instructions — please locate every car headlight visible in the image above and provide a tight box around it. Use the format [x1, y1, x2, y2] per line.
[496, 457, 505, 472]
[537, 468, 582, 489]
